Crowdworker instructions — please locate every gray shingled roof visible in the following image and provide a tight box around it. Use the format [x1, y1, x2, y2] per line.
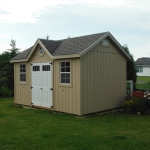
[52, 32, 107, 56]
[11, 46, 33, 60]
[135, 58, 150, 65]
[11, 32, 107, 60]
[39, 39, 62, 54]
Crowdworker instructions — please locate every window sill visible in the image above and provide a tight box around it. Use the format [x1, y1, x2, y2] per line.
[19, 82, 28, 85]
[59, 83, 72, 87]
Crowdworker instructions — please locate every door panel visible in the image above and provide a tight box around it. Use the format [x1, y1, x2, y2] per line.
[32, 63, 52, 108]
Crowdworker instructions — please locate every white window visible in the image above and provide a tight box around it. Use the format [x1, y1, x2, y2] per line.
[60, 62, 70, 84]
[136, 66, 143, 72]
[20, 64, 26, 82]
[102, 39, 108, 46]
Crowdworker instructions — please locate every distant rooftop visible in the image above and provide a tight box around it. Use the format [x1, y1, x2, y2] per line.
[135, 57, 150, 65]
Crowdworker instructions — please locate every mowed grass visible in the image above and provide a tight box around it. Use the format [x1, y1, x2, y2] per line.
[1, 98, 150, 150]
[137, 76, 150, 82]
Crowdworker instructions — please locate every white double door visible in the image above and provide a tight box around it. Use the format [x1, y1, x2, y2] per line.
[32, 63, 52, 108]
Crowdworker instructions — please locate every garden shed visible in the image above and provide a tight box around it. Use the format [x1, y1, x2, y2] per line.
[10, 32, 130, 116]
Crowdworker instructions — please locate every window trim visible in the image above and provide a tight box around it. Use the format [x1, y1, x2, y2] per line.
[19, 64, 27, 83]
[59, 60, 72, 87]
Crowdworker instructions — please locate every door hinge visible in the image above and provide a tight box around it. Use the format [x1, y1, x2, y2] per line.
[50, 62, 52, 65]
[31, 102, 33, 105]
[31, 64, 33, 66]
[51, 106, 53, 108]
[31, 86, 33, 89]
[50, 88, 53, 91]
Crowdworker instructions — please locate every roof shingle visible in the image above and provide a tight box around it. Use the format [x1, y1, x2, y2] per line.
[11, 46, 33, 60]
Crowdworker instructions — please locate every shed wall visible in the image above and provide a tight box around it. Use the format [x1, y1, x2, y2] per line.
[80, 38, 126, 115]
[53, 58, 81, 115]
[14, 45, 52, 106]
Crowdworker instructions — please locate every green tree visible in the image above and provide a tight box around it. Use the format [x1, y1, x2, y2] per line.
[0, 38, 20, 96]
[122, 44, 137, 84]
[8, 38, 20, 58]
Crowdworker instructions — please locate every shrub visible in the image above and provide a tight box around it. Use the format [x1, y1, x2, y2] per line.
[123, 97, 147, 114]
[0, 86, 13, 97]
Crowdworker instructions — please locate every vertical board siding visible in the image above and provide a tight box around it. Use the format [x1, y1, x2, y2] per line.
[14, 45, 51, 106]
[53, 58, 81, 115]
[80, 38, 126, 115]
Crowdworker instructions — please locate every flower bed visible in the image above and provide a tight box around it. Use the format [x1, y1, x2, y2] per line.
[123, 91, 150, 114]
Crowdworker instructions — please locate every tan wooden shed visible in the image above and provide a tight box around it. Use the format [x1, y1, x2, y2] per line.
[10, 32, 130, 116]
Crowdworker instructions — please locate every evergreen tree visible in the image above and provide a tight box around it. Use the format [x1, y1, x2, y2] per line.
[0, 38, 20, 96]
[8, 38, 20, 58]
[122, 44, 137, 83]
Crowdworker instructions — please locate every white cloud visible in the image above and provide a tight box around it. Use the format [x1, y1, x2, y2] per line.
[0, 0, 150, 23]
[0, 0, 74, 23]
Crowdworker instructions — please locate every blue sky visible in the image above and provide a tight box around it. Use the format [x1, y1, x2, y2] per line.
[0, 0, 150, 60]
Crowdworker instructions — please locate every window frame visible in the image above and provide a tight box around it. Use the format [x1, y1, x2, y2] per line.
[20, 64, 26, 82]
[59, 60, 72, 86]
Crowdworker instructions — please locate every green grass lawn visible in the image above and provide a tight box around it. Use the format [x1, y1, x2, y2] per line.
[137, 76, 150, 82]
[136, 76, 150, 90]
[1, 98, 150, 150]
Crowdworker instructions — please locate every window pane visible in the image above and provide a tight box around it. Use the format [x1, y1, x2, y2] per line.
[23, 69, 26, 72]
[42, 65, 50, 71]
[61, 62, 65, 67]
[61, 79, 65, 83]
[61, 68, 65, 72]
[66, 67, 70, 72]
[66, 79, 70, 83]
[33, 66, 40, 71]
[61, 73, 65, 78]
[66, 62, 70, 66]
[66, 73, 70, 78]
